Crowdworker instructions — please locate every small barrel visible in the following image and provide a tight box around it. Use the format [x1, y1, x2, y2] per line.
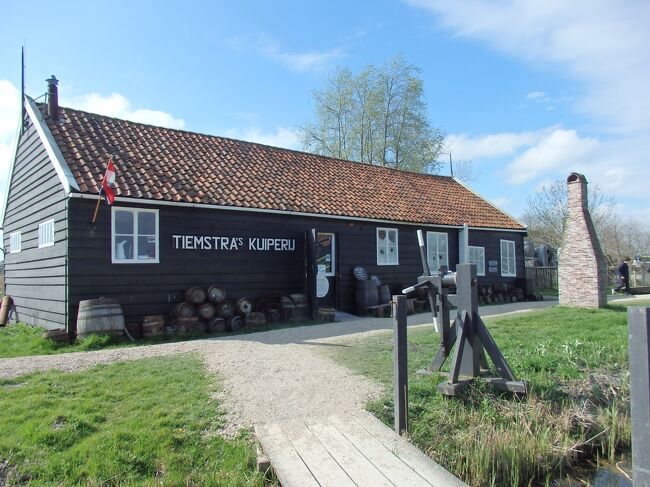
[185, 286, 207, 304]
[172, 302, 196, 318]
[216, 300, 235, 319]
[318, 307, 336, 322]
[142, 315, 165, 338]
[207, 285, 226, 303]
[197, 302, 217, 321]
[289, 293, 309, 321]
[125, 322, 143, 339]
[207, 316, 227, 333]
[236, 298, 254, 316]
[0, 295, 13, 326]
[265, 308, 281, 324]
[227, 315, 244, 332]
[76, 298, 125, 338]
[378, 285, 391, 305]
[245, 312, 267, 327]
[406, 298, 416, 315]
[43, 328, 70, 344]
[176, 316, 199, 334]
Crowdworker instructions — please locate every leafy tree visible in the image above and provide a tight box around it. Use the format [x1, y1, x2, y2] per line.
[300, 55, 445, 173]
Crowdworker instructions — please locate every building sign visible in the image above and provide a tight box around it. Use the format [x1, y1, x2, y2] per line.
[172, 235, 297, 252]
[488, 259, 498, 274]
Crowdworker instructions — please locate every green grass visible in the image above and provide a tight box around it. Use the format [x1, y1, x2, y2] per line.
[0, 318, 327, 359]
[0, 355, 265, 486]
[329, 302, 650, 487]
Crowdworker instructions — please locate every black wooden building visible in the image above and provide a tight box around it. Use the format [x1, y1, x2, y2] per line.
[2, 79, 527, 331]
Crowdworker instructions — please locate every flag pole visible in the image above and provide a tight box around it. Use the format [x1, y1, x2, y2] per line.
[90, 196, 102, 225]
[91, 155, 112, 225]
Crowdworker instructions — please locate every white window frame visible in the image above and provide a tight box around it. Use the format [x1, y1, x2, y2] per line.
[9, 231, 21, 254]
[468, 246, 485, 276]
[111, 207, 160, 264]
[38, 219, 55, 248]
[377, 227, 399, 266]
[500, 239, 517, 277]
[426, 231, 449, 272]
[316, 232, 336, 277]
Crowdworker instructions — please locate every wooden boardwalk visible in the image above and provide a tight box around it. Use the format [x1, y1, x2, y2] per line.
[255, 412, 468, 487]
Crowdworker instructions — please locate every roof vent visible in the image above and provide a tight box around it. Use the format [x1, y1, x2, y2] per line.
[46, 75, 59, 120]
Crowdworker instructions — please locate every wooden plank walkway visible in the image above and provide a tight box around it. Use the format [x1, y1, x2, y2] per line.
[255, 412, 468, 487]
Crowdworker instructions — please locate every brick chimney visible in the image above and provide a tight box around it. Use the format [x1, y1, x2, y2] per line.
[558, 173, 608, 307]
[46, 75, 59, 121]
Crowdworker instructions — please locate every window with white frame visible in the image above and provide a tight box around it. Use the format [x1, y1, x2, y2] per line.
[500, 240, 516, 277]
[112, 208, 159, 263]
[468, 246, 485, 276]
[377, 228, 398, 265]
[38, 219, 55, 248]
[9, 231, 21, 254]
[426, 231, 448, 271]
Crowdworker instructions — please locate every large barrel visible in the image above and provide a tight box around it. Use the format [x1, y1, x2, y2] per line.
[216, 300, 235, 319]
[142, 315, 165, 338]
[318, 307, 336, 322]
[207, 285, 226, 303]
[355, 280, 378, 315]
[197, 302, 217, 321]
[227, 315, 244, 332]
[378, 285, 391, 305]
[186, 286, 207, 304]
[176, 316, 199, 334]
[172, 302, 196, 318]
[76, 298, 125, 338]
[289, 293, 309, 321]
[245, 312, 266, 327]
[236, 298, 254, 316]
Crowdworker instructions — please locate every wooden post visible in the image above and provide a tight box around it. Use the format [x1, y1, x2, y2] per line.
[306, 229, 318, 321]
[393, 294, 408, 435]
[628, 307, 650, 486]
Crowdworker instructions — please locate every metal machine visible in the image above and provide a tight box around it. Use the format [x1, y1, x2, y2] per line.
[402, 230, 527, 396]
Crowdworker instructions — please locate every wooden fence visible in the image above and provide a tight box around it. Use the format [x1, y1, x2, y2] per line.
[525, 266, 558, 292]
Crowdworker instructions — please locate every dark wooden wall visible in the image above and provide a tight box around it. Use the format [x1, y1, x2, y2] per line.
[2, 121, 68, 329]
[68, 198, 525, 330]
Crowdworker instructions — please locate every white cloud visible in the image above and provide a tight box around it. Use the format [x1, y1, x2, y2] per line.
[446, 129, 548, 160]
[63, 92, 186, 129]
[526, 91, 546, 101]
[228, 34, 344, 73]
[506, 129, 598, 184]
[224, 126, 300, 150]
[406, 0, 650, 135]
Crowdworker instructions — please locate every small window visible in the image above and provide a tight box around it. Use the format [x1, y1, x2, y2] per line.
[468, 246, 485, 276]
[38, 219, 55, 248]
[316, 233, 336, 276]
[377, 228, 399, 265]
[426, 231, 449, 272]
[112, 207, 159, 263]
[500, 240, 516, 277]
[9, 231, 21, 254]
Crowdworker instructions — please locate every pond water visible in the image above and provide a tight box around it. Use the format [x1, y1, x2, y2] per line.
[560, 463, 632, 487]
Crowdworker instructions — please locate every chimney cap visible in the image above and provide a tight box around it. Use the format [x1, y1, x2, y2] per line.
[567, 172, 586, 184]
[46, 75, 58, 86]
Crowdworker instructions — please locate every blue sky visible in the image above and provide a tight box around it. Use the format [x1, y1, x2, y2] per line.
[1, 0, 648, 226]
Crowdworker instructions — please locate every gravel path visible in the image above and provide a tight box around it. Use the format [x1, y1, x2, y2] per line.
[4, 295, 644, 435]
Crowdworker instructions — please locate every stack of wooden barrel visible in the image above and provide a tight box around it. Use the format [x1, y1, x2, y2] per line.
[169, 285, 268, 334]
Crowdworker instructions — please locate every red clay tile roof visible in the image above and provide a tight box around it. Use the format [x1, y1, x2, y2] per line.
[42, 104, 525, 230]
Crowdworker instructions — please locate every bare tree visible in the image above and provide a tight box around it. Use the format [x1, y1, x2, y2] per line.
[300, 55, 445, 173]
[520, 180, 617, 251]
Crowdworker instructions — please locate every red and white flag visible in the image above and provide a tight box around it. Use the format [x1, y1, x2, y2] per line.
[99, 158, 116, 205]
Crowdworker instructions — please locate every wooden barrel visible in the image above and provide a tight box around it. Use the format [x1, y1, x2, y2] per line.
[245, 312, 266, 327]
[265, 308, 281, 324]
[406, 298, 416, 315]
[0, 295, 12, 326]
[197, 302, 217, 320]
[289, 293, 309, 321]
[216, 300, 235, 319]
[125, 322, 143, 339]
[355, 280, 378, 315]
[176, 316, 199, 334]
[142, 315, 165, 338]
[318, 307, 336, 322]
[378, 285, 391, 305]
[43, 328, 70, 344]
[76, 298, 125, 338]
[236, 298, 253, 316]
[172, 302, 196, 318]
[207, 316, 227, 333]
[207, 285, 226, 303]
[185, 286, 207, 304]
[227, 315, 244, 332]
